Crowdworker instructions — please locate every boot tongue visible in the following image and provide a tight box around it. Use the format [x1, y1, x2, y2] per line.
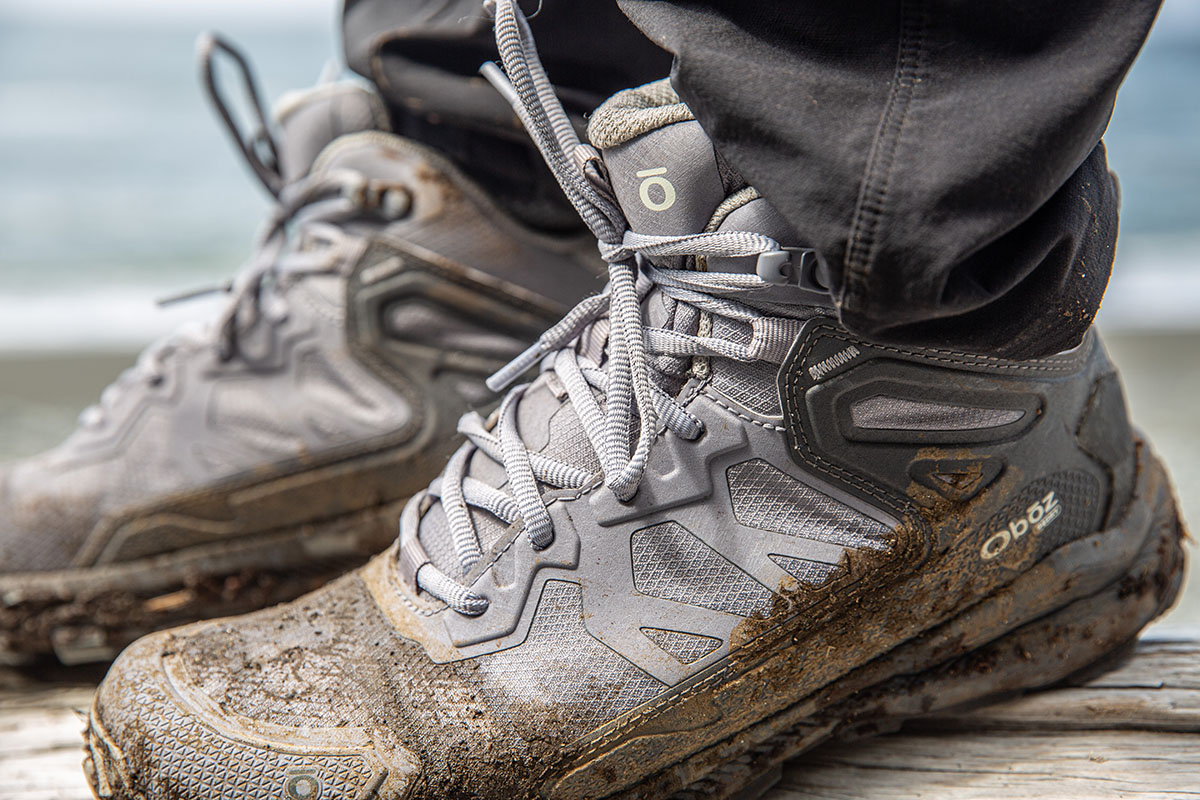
[587, 79, 811, 281]
[588, 80, 726, 239]
[274, 82, 391, 183]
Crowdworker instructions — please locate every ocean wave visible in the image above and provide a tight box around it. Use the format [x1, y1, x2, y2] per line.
[0, 287, 224, 353]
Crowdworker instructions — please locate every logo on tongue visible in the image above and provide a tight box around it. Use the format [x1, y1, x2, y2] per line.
[636, 167, 677, 212]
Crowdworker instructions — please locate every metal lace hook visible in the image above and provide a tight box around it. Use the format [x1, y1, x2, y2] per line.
[197, 32, 284, 198]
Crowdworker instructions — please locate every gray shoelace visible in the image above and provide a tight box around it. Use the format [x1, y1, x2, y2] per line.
[401, 0, 817, 615]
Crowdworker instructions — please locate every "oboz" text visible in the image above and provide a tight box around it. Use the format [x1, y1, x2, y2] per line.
[980, 491, 1061, 561]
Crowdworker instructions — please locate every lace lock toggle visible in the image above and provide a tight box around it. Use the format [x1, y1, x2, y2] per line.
[755, 247, 831, 291]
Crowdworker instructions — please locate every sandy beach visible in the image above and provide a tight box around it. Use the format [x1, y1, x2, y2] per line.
[1, 331, 1196, 624]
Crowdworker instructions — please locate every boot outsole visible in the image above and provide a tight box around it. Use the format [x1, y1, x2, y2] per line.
[0, 499, 406, 666]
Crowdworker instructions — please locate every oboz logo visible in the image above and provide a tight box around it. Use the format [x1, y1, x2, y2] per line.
[980, 491, 1062, 561]
[636, 167, 677, 212]
[284, 767, 322, 800]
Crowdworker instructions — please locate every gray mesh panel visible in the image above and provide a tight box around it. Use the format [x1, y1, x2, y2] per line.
[850, 395, 1025, 431]
[727, 459, 891, 551]
[539, 403, 601, 475]
[471, 507, 513, 557]
[711, 359, 783, 416]
[640, 627, 722, 664]
[417, 502, 462, 578]
[709, 317, 782, 416]
[481, 581, 664, 734]
[768, 554, 841, 586]
[631, 522, 774, 616]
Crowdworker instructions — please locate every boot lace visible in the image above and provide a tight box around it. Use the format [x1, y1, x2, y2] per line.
[402, 0, 822, 615]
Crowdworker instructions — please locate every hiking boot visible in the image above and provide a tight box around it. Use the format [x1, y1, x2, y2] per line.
[0, 35, 601, 666]
[84, 6, 1185, 798]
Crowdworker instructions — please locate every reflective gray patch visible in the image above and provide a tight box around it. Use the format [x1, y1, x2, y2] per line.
[640, 627, 722, 664]
[727, 459, 891, 551]
[768, 554, 841, 586]
[850, 395, 1025, 431]
[631, 522, 774, 617]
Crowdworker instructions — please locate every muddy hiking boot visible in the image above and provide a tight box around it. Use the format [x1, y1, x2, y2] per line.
[0, 34, 601, 666]
[84, 4, 1185, 798]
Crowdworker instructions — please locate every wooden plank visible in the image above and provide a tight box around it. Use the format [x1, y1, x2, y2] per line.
[0, 628, 1196, 799]
[0, 686, 92, 800]
[900, 629, 1200, 733]
[775, 730, 1200, 800]
[769, 627, 1200, 800]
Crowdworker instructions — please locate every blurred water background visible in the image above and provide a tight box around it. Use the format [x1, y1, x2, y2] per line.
[0, 0, 336, 350]
[0, 0, 1197, 619]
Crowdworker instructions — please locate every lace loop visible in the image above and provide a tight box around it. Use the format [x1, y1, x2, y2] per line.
[198, 32, 283, 198]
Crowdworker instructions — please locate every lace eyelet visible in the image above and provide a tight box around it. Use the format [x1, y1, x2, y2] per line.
[615, 487, 640, 505]
[463, 597, 490, 616]
[380, 187, 412, 220]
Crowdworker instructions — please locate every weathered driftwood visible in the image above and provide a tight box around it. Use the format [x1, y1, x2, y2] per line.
[779, 626, 1200, 800]
[1, 628, 1197, 800]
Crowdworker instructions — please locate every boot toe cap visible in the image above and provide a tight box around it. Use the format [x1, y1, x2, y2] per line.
[86, 627, 409, 800]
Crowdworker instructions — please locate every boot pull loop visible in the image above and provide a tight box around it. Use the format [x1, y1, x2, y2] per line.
[197, 32, 284, 198]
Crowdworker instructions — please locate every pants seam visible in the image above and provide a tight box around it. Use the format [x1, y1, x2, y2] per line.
[843, 0, 929, 316]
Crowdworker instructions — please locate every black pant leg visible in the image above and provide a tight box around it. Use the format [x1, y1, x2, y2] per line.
[343, 0, 671, 118]
[618, 0, 1161, 358]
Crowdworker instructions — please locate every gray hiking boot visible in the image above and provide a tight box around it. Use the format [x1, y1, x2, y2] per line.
[84, 6, 1184, 798]
[0, 35, 601, 665]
